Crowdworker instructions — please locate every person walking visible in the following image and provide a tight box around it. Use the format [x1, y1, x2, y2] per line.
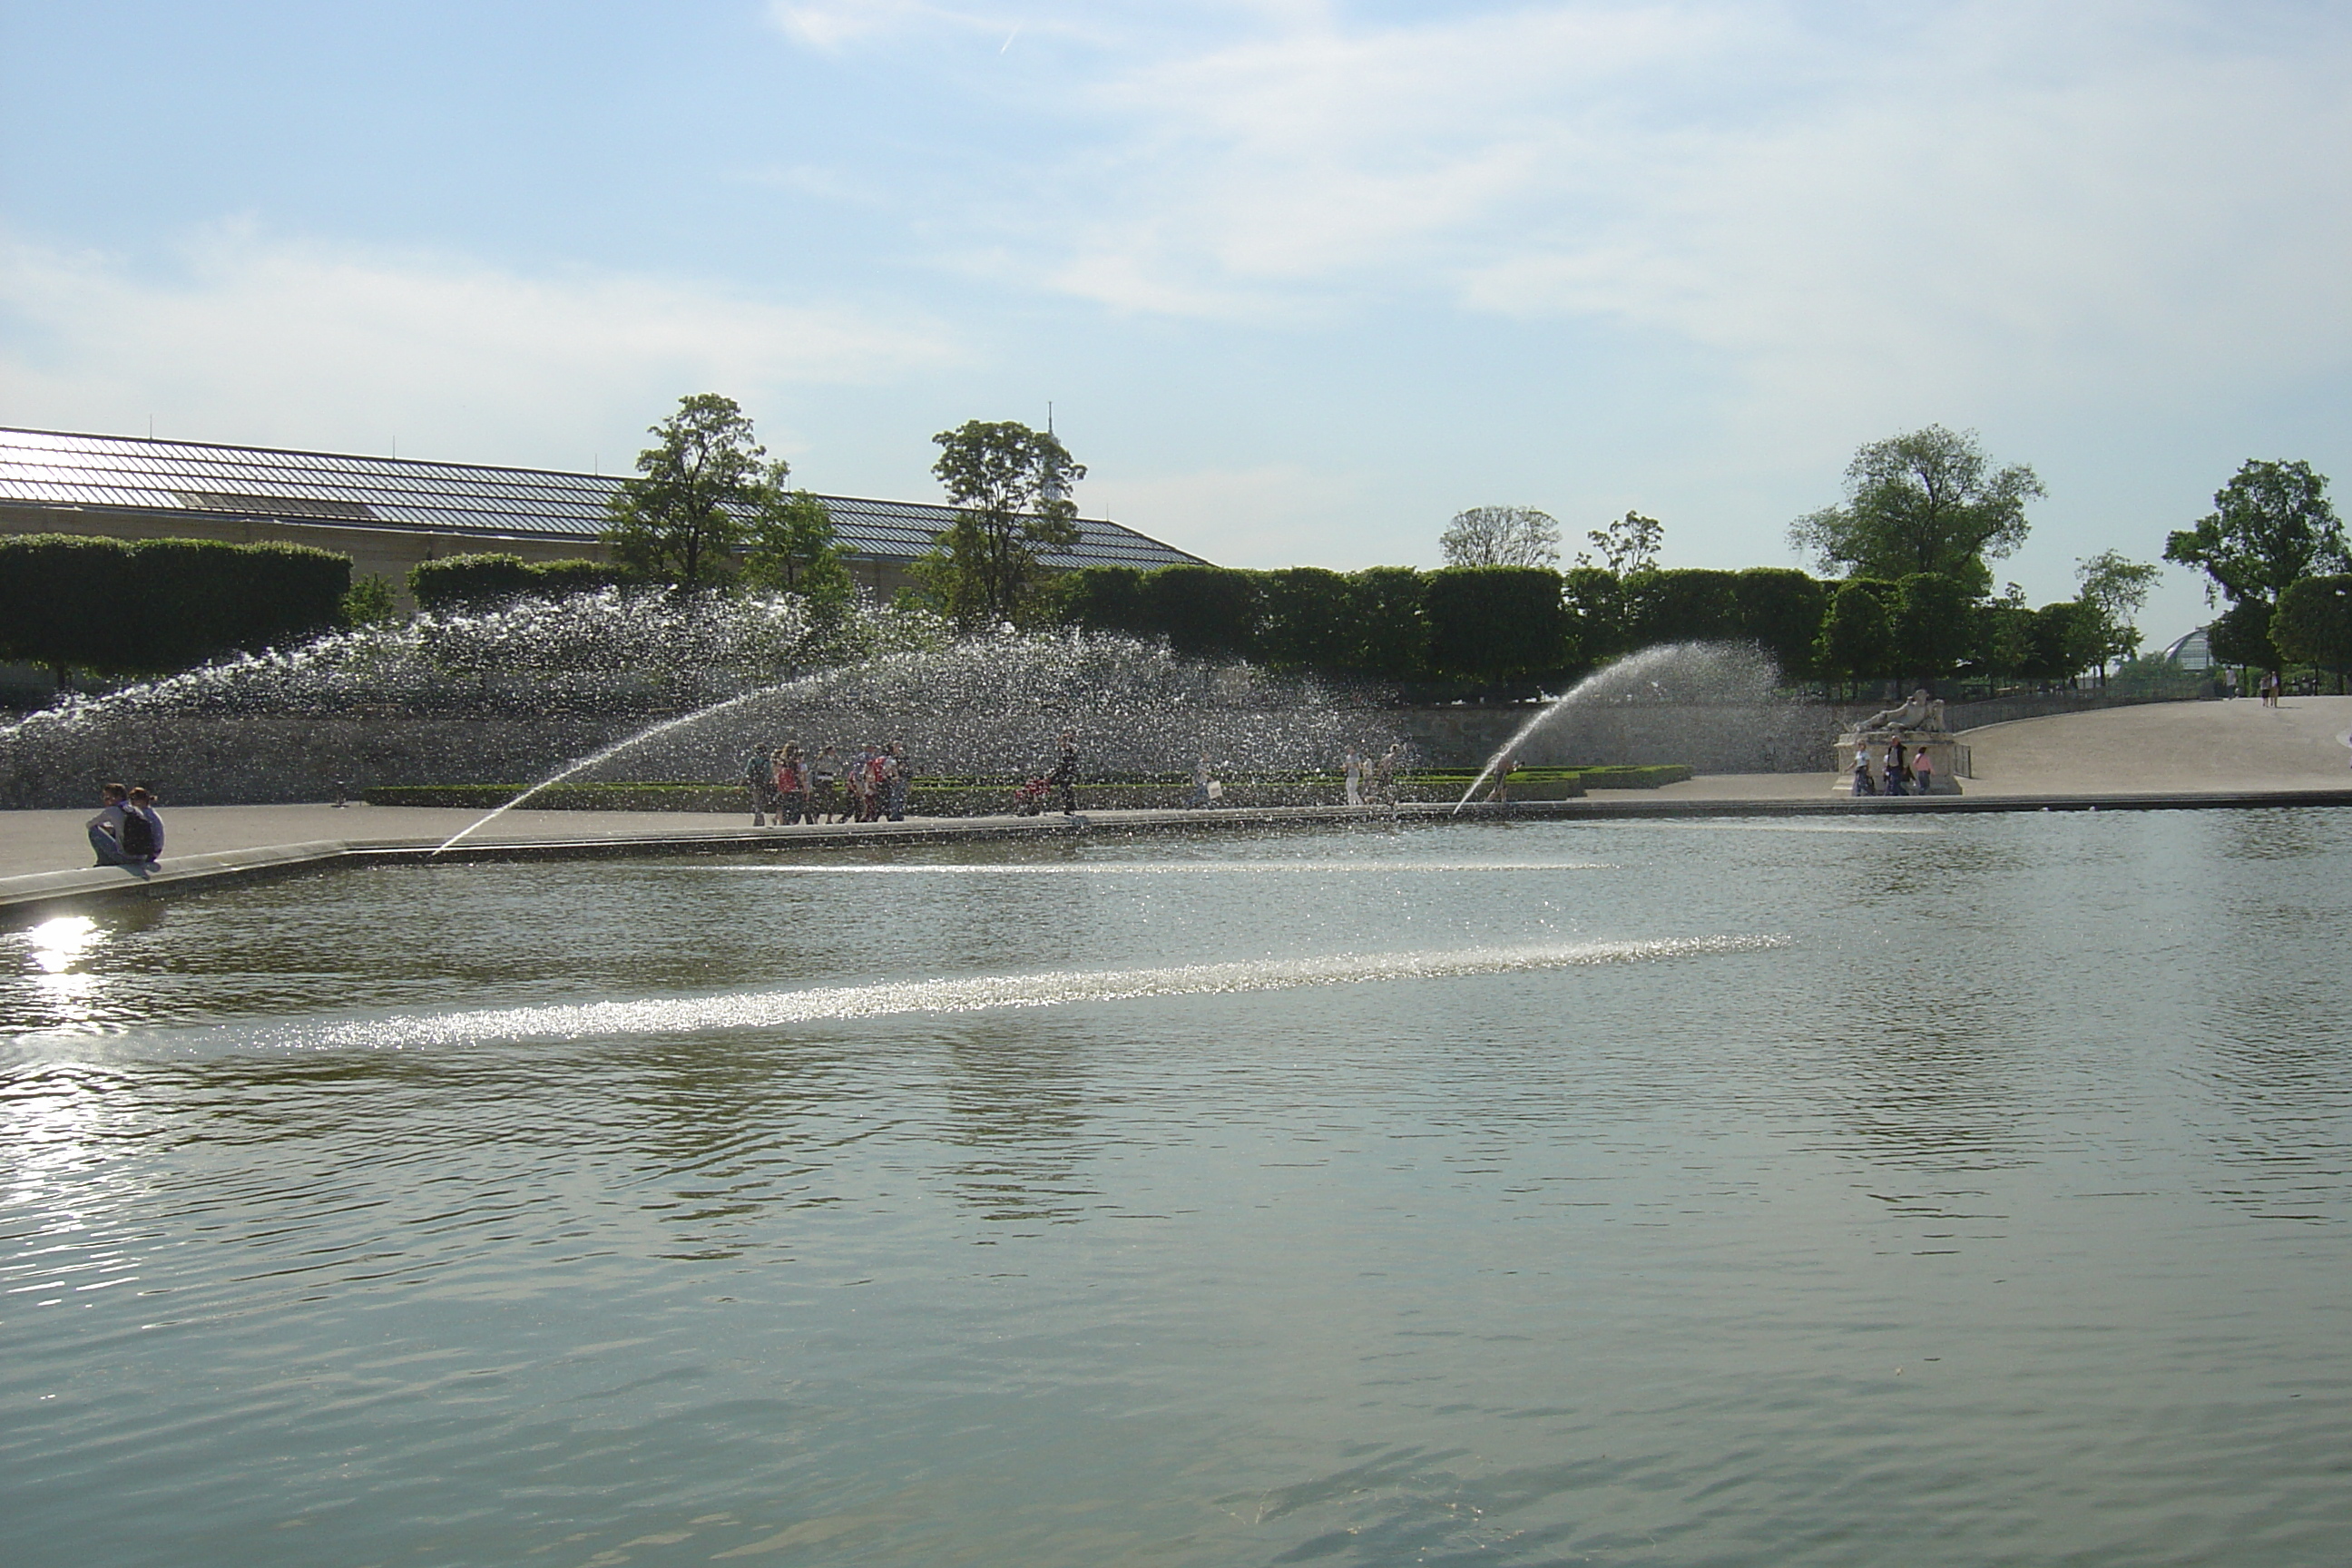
[1343, 749, 1364, 808]
[886, 740, 911, 821]
[774, 743, 810, 826]
[812, 745, 843, 823]
[1882, 740, 1909, 796]
[1049, 730, 1079, 816]
[1191, 752, 1213, 809]
[1371, 746, 1396, 809]
[741, 744, 775, 826]
[860, 744, 889, 823]
[1851, 742, 1877, 796]
[1911, 745, 1935, 795]
[86, 782, 143, 868]
[2259, 670, 2280, 708]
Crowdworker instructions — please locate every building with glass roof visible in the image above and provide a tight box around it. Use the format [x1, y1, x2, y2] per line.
[2159, 625, 2219, 671]
[0, 426, 1207, 603]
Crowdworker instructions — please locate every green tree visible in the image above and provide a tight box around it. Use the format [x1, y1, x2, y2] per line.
[1257, 567, 1356, 671]
[1441, 505, 1561, 569]
[1342, 567, 1430, 681]
[1048, 565, 1146, 635]
[2164, 459, 2348, 610]
[1562, 566, 1628, 667]
[1970, 585, 2035, 684]
[1424, 567, 1572, 686]
[1814, 579, 1892, 697]
[2024, 601, 2102, 684]
[340, 573, 400, 628]
[2206, 598, 2276, 673]
[1137, 564, 1259, 659]
[741, 467, 851, 608]
[1624, 568, 1739, 648]
[2073, 549, 2161, 683]
[602, 393, 764, 590]
[1889, 573, 1975, 685]
[926, 419, 1086, 627]
[1791, 426, 2043, 596]
[1731, 568, 1829, 681]
[2270, 574, 2352, 692]
[1581, 510, 1662, 575]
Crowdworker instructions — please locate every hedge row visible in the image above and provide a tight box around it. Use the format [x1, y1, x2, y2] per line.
[0, 534, 350, 678]
[1048, 564, 1836, 684]
[1048, 563, 2112, 689]
[409, 554, 626, 611]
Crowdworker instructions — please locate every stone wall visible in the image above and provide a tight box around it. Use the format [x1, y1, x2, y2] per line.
[1397, 701, 1858, 774]
[6, 700, 1874, 809]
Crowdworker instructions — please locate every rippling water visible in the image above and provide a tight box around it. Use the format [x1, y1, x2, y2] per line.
[4, 813, 2349, 1566]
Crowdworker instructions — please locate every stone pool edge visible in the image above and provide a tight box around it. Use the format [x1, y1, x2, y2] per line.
[7, 789, 2352, 926]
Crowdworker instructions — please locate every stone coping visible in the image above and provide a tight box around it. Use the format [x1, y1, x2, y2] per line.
[7, 790, 2351, 926]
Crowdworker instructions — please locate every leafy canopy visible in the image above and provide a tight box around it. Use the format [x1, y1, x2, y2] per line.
[1790, 426, 2042, 595]
[924, 420, 1086, 627]
[1581, 510, 1662, 575]
[2269, 575, 2352, 681]
[602, 393, 766, 590]
[2163, 459, 2348, 607]
[1440, 505, 1561, 569]
[2073, 549, 2161, 670]
[741, 464, 851, 608]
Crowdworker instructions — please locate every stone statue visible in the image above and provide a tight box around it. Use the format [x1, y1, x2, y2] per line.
[1860, 689, 1946, 734]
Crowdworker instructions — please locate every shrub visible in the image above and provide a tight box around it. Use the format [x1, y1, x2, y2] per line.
[1424, 566, 1572, 683]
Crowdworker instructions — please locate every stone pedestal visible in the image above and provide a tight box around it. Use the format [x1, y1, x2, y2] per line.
[1833, 728, 1964, 796]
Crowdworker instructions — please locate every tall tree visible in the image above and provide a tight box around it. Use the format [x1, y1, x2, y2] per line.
[1581, 510, 1662, 575]
[2269, 575, 2352, 692]
[1813, 579, 1892, 698]
[2205, 598, 2276, 674]
[2073, 549, 2161, 681]
[2163, 459, 2348, 610]
[602, 394, 764, 590]
[1790, 426, 2042, 595]
[741, 463, 851, 607]
[926, 420, 1086, 627]
[1440, 505, 1561, 569]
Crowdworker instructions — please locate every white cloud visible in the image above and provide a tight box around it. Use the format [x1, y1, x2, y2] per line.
[864, 1, 2352, 454]
[0, 224, 956, 465]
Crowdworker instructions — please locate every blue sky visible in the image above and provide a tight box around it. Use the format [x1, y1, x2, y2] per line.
[5, 1, 2350, 643]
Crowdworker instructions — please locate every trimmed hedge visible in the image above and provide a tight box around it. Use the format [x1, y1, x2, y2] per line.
[410, 553, 626, 611]
[0, 534, 349, 678]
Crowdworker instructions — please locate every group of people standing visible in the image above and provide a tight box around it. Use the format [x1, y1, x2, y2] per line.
[1851, 740, 1936, 797]
[745, 740, 910, 826]
[88, 782, 165, 868]
[1340, 747, 1401, 808]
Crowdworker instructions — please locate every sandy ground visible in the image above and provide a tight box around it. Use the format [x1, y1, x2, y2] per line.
[6, 697, 2348, 878]
[1651, 695, 2352, 802]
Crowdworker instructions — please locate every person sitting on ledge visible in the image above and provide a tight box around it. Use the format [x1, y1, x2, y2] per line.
[86, 782, 146, 870]
[124, 786, 164, 867]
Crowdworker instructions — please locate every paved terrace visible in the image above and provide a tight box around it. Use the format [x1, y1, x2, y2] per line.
[5, 695, 2347, 920]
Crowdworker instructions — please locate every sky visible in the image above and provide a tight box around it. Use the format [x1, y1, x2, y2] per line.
[5, 1, 2350, 645]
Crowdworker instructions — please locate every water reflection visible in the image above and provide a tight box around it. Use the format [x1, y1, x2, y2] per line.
[7, 813, 2352, 1568]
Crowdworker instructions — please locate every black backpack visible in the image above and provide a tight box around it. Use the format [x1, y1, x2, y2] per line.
[120, 809, 157, 859]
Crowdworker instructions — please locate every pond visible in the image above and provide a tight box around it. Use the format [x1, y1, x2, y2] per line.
[4, 811, 2348, 1565]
